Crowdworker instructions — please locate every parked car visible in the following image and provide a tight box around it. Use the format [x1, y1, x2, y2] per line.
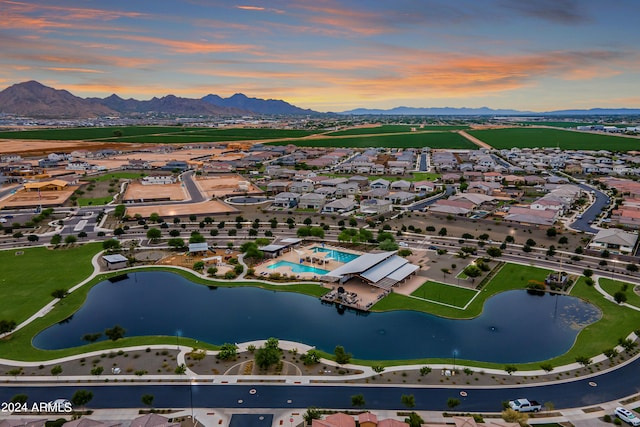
[509, 398, 542, 412]
[615, 407, 640, 426]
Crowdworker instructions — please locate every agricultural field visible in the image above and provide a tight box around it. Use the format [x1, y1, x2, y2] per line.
[0, 126, 184, 141]
[268, 131, 475, 149]
[468, 127, 640, 150]
[0, 126, 317, 143]
[326, 124, 469, 136]
[515, 121, 600, 128]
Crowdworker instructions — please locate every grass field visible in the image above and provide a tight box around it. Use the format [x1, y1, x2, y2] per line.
[77, 196, 114, 206]
[0, 126, 185, 141]
[372, 263, 548, 318]
[268, 131, 475, 148]
[468, 127, 640, 150]
[411, 281, 477, 308]
[326, 125, 469, 136]
[0, 243, 101, 323]
[88, 172, 146, 182]
[516, 121, 601, 128]
[0, 126, 316, 143]
[598, 278, 640, 308]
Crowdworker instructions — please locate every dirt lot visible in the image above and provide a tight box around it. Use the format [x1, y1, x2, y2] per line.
[195, 174, 263, 198]
[124, 200, 238, 218]
[123, 182, 187, 202]
[0, 187, 77, 209]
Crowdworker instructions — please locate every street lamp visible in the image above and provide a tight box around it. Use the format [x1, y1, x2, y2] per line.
[176, 329, 182, 350]
[453, 349, 458, 372]
[190, 378, 195, 425]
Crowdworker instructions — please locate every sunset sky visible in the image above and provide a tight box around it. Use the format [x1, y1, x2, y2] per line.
[1, 0, 639, 112]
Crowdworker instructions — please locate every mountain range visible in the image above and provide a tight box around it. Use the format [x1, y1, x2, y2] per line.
[1, 81, 638, 119]
[341, 106, 640, 116]
[0, 81, 316, 118]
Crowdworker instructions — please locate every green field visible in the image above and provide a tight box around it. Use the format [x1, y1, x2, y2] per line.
[411, 281, 477, 308]
[0, 126, 316, 143]
[599, 278, 640, 308]
[469, 127, 640, 150]
[77, 196, 114, 206]
[326, 125, 469, 136]
[0, 126, 185, 141]
[0, 244, 101, 323]
[516, 121, 600, 128]
[268, 131, 475, 148]
[89, 172, 146, 182]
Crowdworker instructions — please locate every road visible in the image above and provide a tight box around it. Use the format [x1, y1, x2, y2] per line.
[570, 184, 611, 233]
[2, 353, 640, 411]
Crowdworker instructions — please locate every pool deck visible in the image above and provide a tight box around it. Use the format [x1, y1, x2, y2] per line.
[254, 244, 426, 311]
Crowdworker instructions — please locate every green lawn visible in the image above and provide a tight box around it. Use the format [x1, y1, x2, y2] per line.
[0, 244, 102, 323]
[89, 172, 146, 182]
[0, 126, 185, 141]
[468, 127, 640, 151]
[326, 125, 469, 136]
[373, 263, 549, 318]
[267, 131, 475, 148]
[410, 281, 477, 308]
[599, 278, 640, 308]
[77, 196, 114, 206]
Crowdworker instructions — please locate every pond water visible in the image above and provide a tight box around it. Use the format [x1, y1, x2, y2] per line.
[33, 271, 601, 363]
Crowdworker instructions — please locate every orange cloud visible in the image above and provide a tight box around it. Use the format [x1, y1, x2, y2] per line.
[44, 67, 105, 74]
[101, 34, 258, 55]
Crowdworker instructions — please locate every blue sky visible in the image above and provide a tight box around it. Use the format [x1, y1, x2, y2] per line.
[1, 0, 638, 111]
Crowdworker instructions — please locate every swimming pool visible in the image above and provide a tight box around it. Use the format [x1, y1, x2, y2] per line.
[312, 247, 359, 263]
[267, 260, 329, 275]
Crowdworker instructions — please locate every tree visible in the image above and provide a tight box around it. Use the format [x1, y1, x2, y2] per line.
[114, 204, 126, 218]
[64, 235, 77, 245]
[91, 366, 104, 376]
[583, 269, 593, 277]
[193, 261, 205, 271]
[50, 234, 62, 245]
[149, 212, 161, 223]
[168, 238, 185, 249]
[447, 397, 460, 409]
[51, 289, 68, 299]
[419, 366, 432, 376]
[207, 266, 218, 277]
[0, 319, 17, 334]
[505, 235, 515, 243]
[10, 394, 28, 404]
[546, 245, 556, 257]
[575, 355, 592, 366]
[525, 238, 536, 247]
[546, 227, 557, 237]
[189, 232, 206, 243]
[71, 390, 93, 408]
[114, 227, 125, 236]
[351, 394, 366, 407]
[255, 339, 282, 370]
[50, 365, 63, 376]
[522, 245, 532, 253]
[505, 365, 518, 374]
[303, 217, 312, 226]
[378, 238, 398, 251]
[502, 408, 529, 427]
[614, 291, 627, 304]
[348, 218, 358, 227]
[405, 412, 425, 427]
[486, 247, 502, 257]
[626, 263, 639, 272]
[401, 394, 416, 408]
[104, 325, 126, 341]
[141, 394, 154, 407]
[334, 345, 351, 364]
[438, 227, 447, 236]
[463, 264, 482, 280]
[146, 227, 161, 242]
[102, 239, 121, 251]
[558, 236, 569, 244]
[175, 364, 187, 374]
[217, 343, 238, 360]
[303, 407, 321, 424]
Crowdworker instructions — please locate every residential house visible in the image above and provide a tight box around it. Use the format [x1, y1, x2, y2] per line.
[335, 182, 359, 197]
[504, 206, 558, 226]
[588, 229, 638, 255]
[266, 181, 291, 195]
[385, 191, 415, 205]
[322, 197, 357, 213]
[361, 188, 389, 200]
[299, 192, 326, 210]
[141, 175, 176, 185]
[428, 199, 474, 215]
[360, 198, 393, 214]
[390, 179, 411, 191]
[370, 178, 390, 189]
[413, 180, 438, 193]
[289, 181, 314, 194]
[272, 192, 300, 208]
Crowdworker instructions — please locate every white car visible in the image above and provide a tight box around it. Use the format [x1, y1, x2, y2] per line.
[399, 242, 409, 247]
[615, 407, 640, 426]
[0, 218, 6, 223]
